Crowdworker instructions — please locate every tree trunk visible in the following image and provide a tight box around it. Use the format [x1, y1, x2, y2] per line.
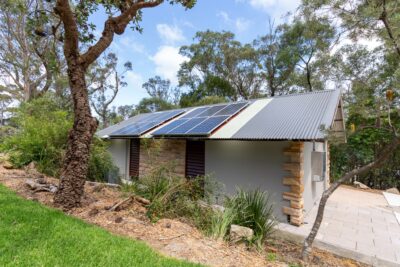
[54, 63, 98, 209]
[301, 134, 400, 260]
[306, 63, 312, 92]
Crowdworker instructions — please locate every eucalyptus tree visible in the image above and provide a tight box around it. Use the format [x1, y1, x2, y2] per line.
[179, 30, 263, 101]
[254, 23, 297, 96]
[0, 0, 63, 102]
[31, 0, 195, 209]
[88, 52, 132, 129]
[281, 16, 335, 92]
[300, 0, 400, 259]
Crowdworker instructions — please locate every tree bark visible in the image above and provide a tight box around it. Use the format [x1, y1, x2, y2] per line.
[53, 63, 98, 209]
[301, 133, 400, 260]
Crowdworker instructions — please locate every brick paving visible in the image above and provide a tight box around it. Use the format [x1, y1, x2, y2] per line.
[277, 186, 400, 266]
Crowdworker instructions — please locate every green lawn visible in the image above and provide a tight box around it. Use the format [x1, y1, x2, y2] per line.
[0, 184, 201, 267]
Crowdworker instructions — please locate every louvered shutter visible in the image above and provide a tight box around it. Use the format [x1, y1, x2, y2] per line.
[185, 140, 205, 178]
[129, 139, 140, 177]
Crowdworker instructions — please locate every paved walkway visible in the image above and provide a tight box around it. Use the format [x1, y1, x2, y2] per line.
[277, 186, 400, 266]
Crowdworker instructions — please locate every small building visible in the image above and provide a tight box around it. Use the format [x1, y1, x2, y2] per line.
[97, 90, 346, 226]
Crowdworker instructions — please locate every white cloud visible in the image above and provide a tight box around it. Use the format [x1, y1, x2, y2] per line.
[113, 71, 147, 105]
[235, 18, 251, 32]
[217, 11, 251, 33]
[150, 46, 188, 84]
[217, 11, 232, 23]
[237, 0, 300, 14]
[156, 24, 185, 44]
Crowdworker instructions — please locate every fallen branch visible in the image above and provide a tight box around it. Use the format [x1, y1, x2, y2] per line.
[25, 179, 58, 193]
[108, 195, 150, 211]
[86, 181, 121, 188]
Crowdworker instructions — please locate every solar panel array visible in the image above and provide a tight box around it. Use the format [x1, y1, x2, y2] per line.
[109, 109, 184, 137]
[152, 102, 248, 137]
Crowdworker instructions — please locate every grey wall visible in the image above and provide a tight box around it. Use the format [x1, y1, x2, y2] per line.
[303, 142, 326, 215]
[107, 139, 129, 181]
[205, 140, 291, 221]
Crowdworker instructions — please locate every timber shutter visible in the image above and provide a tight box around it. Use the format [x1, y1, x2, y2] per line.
[185, 140, 205, 178]
[129, 139, 140, 177]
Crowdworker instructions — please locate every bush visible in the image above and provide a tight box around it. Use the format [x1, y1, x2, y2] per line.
[125, 165, 218, 231]
[210, 188, 276, 248]
[1, 95, 116, 181]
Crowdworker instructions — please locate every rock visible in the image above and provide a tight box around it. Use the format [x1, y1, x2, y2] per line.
[3, 161, 14, 169]
[165, 222, 172, 228]
[229, 224, 254, 243]
[115, 217, 123, 223]
[353, 181, 370, 189]
[88, 208, 99, 217]
[386, 187, 400, 195]
[211, 204, 225, 213]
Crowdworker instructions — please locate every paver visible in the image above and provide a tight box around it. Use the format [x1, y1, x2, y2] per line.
[276, 186, 400, 266]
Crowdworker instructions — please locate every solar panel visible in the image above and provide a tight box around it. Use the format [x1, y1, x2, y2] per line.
[186, 116, 229, 135]
[109, 109, 184, 137]
[180, 107, 210, 118]
[167, 117, 206, 134]
[152, 102, 249, 137]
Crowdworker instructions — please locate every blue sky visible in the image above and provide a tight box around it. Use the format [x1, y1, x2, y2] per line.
[90, 0, 300, 107]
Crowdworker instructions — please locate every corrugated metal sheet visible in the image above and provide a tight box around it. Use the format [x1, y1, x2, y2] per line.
[232, 90, 342, 140]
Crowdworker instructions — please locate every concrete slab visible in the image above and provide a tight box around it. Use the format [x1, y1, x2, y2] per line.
[383, 192, 400, 207]
[275, 186, 400, 266]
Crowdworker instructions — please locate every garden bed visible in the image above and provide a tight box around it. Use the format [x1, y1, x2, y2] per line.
[0, 163, 368, 267]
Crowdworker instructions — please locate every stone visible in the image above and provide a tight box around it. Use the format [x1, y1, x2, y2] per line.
[353, 181, 370, 189]
[115, 217, 123, 223]
[88, 208, 99, 217]
[229, 224, 253, 243]
[386, 187, 400, 195]
[3, 161, 14, 169]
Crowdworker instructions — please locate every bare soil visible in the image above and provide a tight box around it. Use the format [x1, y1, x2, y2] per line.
[0, 164, 369, 267]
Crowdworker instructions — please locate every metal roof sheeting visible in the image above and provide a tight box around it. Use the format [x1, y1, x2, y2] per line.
[231, 90, 342, 140]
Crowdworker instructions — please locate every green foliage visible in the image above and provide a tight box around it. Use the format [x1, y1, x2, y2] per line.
[209, 188, 276, 248]
[0, 184, 201, 267]
[1, 96, 116, 181]
[127, 166, 218, 231]
[1, 96, 71, 176]
[134, 97, 176, 114]
[87, 138, 118, 182]
[225, 189, 276, 247]
[267, 252, 278, 262]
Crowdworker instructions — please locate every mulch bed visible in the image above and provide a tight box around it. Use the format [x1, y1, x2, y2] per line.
[0, 164, 369, 267]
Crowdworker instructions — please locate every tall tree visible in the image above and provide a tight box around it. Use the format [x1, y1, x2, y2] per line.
[0, 0, 62, 102]
[33, 0, 195, 209]
[179, 30, 263, 101]
[88, 52, 132, 129]
[254, 23, 297, 96]
[300, 0, 400, 259]
[281, 16, 335, 92]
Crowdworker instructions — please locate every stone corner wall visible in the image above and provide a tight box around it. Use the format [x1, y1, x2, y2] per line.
[282, 142, 304, 226]
[139, 139, 186, 178]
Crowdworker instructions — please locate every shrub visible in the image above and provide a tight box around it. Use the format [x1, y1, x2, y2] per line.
[227, 189, 276, 247]
[209, 188, 276, 248]
[1, 95, 116, 181]
[127, 165, 218, 231]
[1, 96, 71, 176]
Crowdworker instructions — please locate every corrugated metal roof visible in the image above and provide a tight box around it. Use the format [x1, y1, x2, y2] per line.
[231, 90, 342, 140]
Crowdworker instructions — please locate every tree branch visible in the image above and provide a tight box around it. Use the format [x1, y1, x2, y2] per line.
[301, 130, 400, 260]
[380, 0, 400, 58]
[79, 0, 163, 68]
